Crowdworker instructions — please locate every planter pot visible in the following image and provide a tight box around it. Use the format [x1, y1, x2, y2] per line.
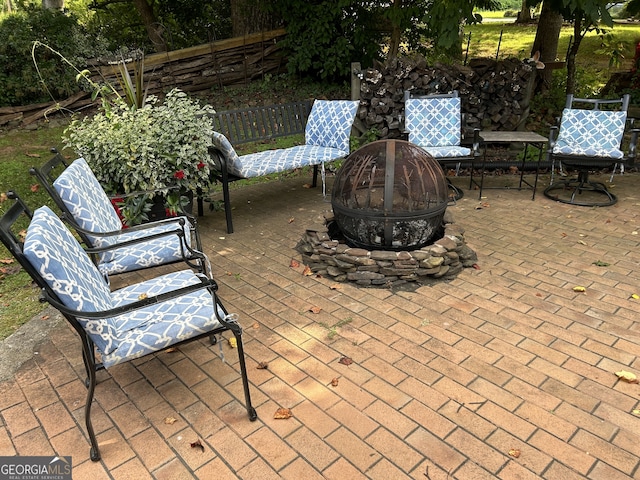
[148, 191, 194, 222]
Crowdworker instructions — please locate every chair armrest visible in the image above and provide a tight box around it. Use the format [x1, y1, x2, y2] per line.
[547, 126, 559, 150]
[61, 213, 190, 240]
[40, 274, 222, 320]
[626, 128, 640, 166]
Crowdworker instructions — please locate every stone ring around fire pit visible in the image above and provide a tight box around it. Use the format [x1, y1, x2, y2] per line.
[295, 210, 478, 289]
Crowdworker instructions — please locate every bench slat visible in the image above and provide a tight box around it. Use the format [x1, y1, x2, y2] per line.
[210, 100, 312, 144]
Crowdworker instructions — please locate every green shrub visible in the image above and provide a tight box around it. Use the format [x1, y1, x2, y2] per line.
[0, 7, 109, 107]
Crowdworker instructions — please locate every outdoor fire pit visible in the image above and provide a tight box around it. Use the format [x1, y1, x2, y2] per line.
[331, 139, 448, 250]
[295, 139, 477, 289]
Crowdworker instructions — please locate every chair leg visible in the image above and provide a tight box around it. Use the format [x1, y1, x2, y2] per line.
[232, 328, 258, 421]
[79, 335, 101, 461]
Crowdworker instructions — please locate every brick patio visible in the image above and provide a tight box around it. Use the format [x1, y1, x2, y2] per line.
[1, 171, 640, 479]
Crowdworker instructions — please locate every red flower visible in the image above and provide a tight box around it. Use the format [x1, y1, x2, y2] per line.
[197, 162, 206, 170]
[174, 170, 185, 180]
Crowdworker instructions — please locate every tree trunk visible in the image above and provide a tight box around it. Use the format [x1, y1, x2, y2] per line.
[42, 0, 63, 9]
[131, 0, 167, 52]
[230, 0, 280, 36]
[530, 1, 563, 94]
[388, 0, 402, 59]
[565, 16, 583, 95]
[516, 0, 532, 23]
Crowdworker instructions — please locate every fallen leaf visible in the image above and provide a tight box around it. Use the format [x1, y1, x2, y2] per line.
[631, 294, 640, 300]
[632, 409, 640, 416]
[290, 258, 301, 268]
[228, 337, 237, 348]
[329, 284, 343, 290]
[0, 258, 14, 264]
[508, 448, 521, 458]
[165, 347, 177, 353]
[572, 286, 586, 293]
[302, 265, 313, 276]
[40, 315, 50, 320]
[535, 293, 542, 297]
[338, 356, 354, 366]
[190, 439, 205, 452]
[273, 407, 293, 419]
[472, 264, 480, 270]
[561, 232, 567, 238]
[615, 370, 639, 383]
[309, 306, 322, 314]
[256, 361, 269, 370]
[164, 417, 178, 425]
[25, 152, 41, 158]
[251, 321, 260, 329]
[0, 192, 7, 203]
[577, 240, 586, 245]
[592, 260, 610, 267]
[30, 184, 40, 193]
[138, 293, 148, 300]
[330, 377, 339, 387]
[302, 183, 312, 189]
[288, 217, 295, 223]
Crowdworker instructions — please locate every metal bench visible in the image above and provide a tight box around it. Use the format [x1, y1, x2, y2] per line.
[201, 100, 359, 234]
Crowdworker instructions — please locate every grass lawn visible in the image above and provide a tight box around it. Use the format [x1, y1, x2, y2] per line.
[0, 123, 71, 340]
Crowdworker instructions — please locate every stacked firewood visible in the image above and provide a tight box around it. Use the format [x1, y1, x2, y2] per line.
[358, 55, 538, 138]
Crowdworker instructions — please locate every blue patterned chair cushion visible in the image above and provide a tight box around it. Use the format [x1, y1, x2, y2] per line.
[405, 97, 462, 148]
[554, 109, 627, 159]
[53, 158, 194, 275]
[24, 206, 117, 354]
[23, 207, 224, 367]
[422, 146, 471, 159]
[211, 100, 359, 179]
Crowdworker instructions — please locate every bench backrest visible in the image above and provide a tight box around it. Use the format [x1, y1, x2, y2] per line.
[210, 100, 313, 145]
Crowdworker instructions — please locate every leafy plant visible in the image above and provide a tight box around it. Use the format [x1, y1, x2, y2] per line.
[63, 88, 216, 224]
[319, 317, 353, 340]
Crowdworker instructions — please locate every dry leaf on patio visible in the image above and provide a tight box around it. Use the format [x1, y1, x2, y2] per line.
[164, 417, 178, 425]
[302, 265, 313, 276]
[630, 294, 639, 300]
[572, 286, 586, 293]
[592, 260, 610, 267]
[329, 284, 343, 290]
[40, 315, 50, 320]
[472, 264, 480, 270]
[290, 259, 300, 268]
[309, 306, 322, 314]
[251, 321, 260, 329]
[190, 439, 205, 452]
[508, 448, 521, 458]
[165, 347, 177, 353]
[274, 407, 293, 419]
[614, 370, 638, 383]
[256, 361, 269, 370]
[228, 337, 237, 348]
[338, 356, 354, 366]
[288, 217, 295, 223]
[632, 409, 640, 416]
[329, 377, 339, 387]
[302, 183, 313, 189]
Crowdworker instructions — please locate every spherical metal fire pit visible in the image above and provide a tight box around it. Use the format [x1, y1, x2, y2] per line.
[331, 139, 448, 250]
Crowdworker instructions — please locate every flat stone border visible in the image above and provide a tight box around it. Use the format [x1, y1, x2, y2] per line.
[296, 211, 478, 288]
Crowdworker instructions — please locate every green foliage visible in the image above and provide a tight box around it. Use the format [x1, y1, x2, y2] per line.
[0, 7, 109, 107]
[63, 89, 215, 201]
[596, 33, 627, 68]
[86, 0, 231, 52]
[268, 0, 383, 79]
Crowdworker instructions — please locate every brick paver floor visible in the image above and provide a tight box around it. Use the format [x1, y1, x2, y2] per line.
[1, 171, 640, 479]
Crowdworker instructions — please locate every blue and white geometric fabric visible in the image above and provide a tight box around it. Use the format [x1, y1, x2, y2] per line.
[554, 109, 627, 159]
[405, 97, 465, 152]
[210, 100, 359, 179]
[53, 158, 194, 276]
[23, 206, 225, 368]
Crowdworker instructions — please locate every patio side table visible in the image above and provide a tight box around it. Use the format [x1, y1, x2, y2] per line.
[470, 131, 548, 200]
